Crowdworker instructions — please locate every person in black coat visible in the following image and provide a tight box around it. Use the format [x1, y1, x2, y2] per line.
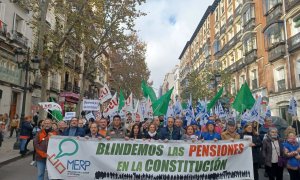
[19, 116, 33, 156]
[62, 117, 85, 137]
[129, 124, 143, 139]
[144, 123, 159, 140]
[241, 123, 262, 180]
[159, 117, 181, 140]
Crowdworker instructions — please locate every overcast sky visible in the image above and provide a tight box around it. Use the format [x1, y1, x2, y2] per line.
[135, 0, 214, 92]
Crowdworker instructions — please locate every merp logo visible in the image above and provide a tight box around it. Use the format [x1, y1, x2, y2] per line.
[48, 138, 79, 174]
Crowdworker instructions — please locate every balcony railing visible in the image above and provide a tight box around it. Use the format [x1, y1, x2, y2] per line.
[266, 4, 283, 26]
[252, 79, 258, 90]
[64, 82, 73, 91]
[268, 44, 285, 62]
[277, 79, 286, 92]
[50, 80, 60, 92]
[0, 20, 7, 37]
[285, 0, 300, 12]
[73, 85, 80, 94]
[11, 30, 28, 47]
[225, 58, 244, 73]
[288, 32, 300, 53]
[243, 0, 254, 3]
[244, 49, 257, 65]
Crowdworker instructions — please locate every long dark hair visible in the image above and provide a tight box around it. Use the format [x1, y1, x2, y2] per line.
[129, 124, 142, 139]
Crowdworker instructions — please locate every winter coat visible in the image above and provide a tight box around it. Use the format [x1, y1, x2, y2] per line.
[159, 126, 181, 140]
[241, 132, 262, 163]
[62, 127, 85, 137]
[262, 136, 284, 167]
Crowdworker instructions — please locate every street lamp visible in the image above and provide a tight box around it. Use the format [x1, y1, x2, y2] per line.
[13, 47, 40, 150]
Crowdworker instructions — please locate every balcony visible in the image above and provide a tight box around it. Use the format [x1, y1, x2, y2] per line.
[73, 85, 80, 94]
[243, 18, 256, 32]
[268, 44, 285, 62]
[64, 57, 74, 69]
[244, 49, 257, 65]
[11, 30, 28, 47]
[285, 0, 300, 12]
[64, 82, 73, 92]
[220, 24, 226, 34]
[50, 80, 60, 93]
[252, 79, 258, 90]
[288, 32, 300, 53]
[277, 79, 286, 92]
[266, 4, 283, 27]
[0, 20, 7, 39]
[225, 58, 244, 73]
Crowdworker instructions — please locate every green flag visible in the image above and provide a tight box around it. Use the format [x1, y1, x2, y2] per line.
[152, 87, 174, 116]
[232, 82, 255, 113]
[207, 87, 224, 111]
[181, 102, 188, 110]
[141, 80, 157, 102]
[52, 110, 63, 122]
[118, 89, 125, 111]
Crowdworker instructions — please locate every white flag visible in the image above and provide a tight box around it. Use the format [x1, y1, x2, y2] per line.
[134, 100, 144, 122]
[38, 102, 62, 112]
[99, 84, 112, 104]
[288, 97, 297, 116]
[103, 93, 118, 118]
[123, 93, 134, 113]
[249, 96, 262, 123]
[145, 97, 153, 119]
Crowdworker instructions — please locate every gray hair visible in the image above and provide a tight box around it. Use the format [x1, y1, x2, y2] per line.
[268, 127, 278, 135]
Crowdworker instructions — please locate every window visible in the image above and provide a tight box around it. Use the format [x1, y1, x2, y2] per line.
[243, 4, 255, 26]
[291, 16, 300, 36]
[215, 8, 219, 22]
[228, 0, 232, 5]
[235, 0, 242, 7]
[228, 7, 233, 17]
[15, 15, 24, 34]
[251, 69, 258, 89]
[222, 59, 227, 69]
[237, 46, 243, 60]
[213, 40, 220, 54]
[228, 28, 234, 40]
[239, 75, 246, 87]
[236, 20, 242, 33]
[264, 22, 284, 50]
[229, 53, 235, 65]
[263, 0, 282, 15]
[243, 35, 257, 55]
[276, 67, 286, 92]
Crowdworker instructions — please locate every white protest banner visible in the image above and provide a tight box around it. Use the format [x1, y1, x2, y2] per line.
[64, 112, 76, 121]
[38, 102, 62, 112]
[103, 93, 118, 118]
[82, 99, 101, 111]
[47, 136, 253, 180]
[99, 84, 112, 104]
[85, 112, 96, 121]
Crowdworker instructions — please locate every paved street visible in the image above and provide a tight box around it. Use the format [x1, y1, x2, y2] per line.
[0, 155, 290, 180]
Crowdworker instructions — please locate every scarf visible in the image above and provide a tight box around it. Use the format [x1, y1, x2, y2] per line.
[148, 131, 157, 137]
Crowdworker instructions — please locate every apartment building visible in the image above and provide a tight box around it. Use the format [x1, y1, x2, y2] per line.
[179, 0, 300, 121]
[0, 1, 33, 117]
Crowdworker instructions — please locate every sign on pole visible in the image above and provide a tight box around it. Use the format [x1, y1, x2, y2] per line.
[82, 99, 101, 111]
[64, 112, 76, 121]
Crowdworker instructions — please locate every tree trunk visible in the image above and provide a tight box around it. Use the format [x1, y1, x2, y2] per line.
[37, 0, 50, 120]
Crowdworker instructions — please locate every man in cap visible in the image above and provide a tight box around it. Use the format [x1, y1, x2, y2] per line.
[221, 120, 240, 141]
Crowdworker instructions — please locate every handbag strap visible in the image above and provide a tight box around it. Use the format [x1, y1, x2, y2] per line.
[271, 140, 280, 156]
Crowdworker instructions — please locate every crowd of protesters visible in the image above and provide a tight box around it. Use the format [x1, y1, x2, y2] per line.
[1, 112, 300, 180]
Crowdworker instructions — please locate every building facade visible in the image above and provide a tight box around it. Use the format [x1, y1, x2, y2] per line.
[179, 0, 300, 121]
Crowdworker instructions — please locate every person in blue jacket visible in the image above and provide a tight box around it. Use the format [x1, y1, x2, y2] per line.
[200, 120, 221, 141]
[159, 117, 181, 140]
[62, 117, 85, 137]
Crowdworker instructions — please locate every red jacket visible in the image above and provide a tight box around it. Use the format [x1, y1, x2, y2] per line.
[33, 129, 57, 161]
